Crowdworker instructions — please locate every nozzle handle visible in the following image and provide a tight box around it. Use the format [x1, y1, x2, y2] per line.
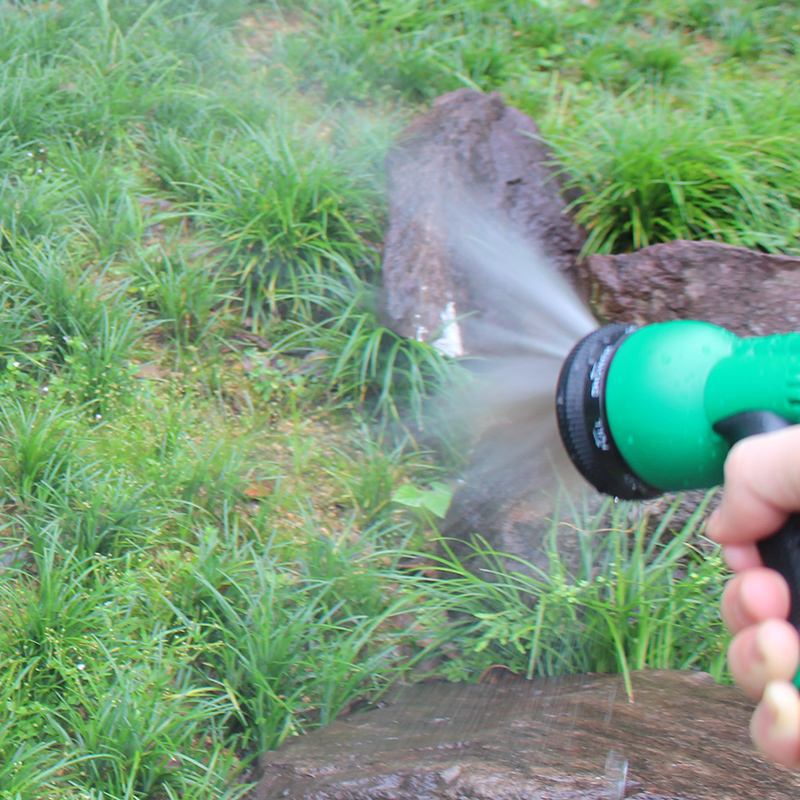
[714, 412, 800, 688]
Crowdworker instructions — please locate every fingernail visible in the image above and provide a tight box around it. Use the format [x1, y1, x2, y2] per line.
[763, 681, 799, 738]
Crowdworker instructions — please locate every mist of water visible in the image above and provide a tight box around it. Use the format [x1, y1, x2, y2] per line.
[421, 209, 640, 784]
[451, 211, 596, 355]
[439, 204, 597, 492]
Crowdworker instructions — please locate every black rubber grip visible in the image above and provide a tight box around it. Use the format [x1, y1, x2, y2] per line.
[758, 516, 800, 631]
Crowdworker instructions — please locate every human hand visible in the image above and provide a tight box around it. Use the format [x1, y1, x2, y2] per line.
[707, 425, 800, 768]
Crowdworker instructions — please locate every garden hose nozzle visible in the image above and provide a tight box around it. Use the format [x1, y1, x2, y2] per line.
[556, 320, 800, 684]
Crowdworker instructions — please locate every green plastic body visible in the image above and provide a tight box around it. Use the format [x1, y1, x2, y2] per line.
[604, 321, 800, 492]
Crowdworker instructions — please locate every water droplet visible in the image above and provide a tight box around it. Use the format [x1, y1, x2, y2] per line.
[604, 750, 628, 799]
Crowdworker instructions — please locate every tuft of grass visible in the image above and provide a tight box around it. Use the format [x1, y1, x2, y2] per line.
[56, 142, 150, 258]
[266, 5, 455, 103]
[164, 531, 433, 753]
[38, 472, 161, 560]
[423, 496, 729, 700]
[127, 240, 230, 346]
[54, 663, 244, 800]
[266, 274, 458, 425]
[139, 121, 225, 205]
[547, 91, 800, 255]
[194, 121, 378, 327]
[0, 526, 252, 798]
[0, 399, 83, 503]
[0, 535, 114, 701]
[0, 171, 69, 249]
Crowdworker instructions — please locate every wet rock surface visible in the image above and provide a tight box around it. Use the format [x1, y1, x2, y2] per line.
[250, 671, 800, 800]
[380, 87, 586, 356]
[585, 239, 800, 336]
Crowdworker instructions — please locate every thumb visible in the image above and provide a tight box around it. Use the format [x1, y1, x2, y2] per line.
[707, 426, 800, 547]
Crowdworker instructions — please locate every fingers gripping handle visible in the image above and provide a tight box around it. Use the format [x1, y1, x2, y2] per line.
[714, 412, 800, 688]
[757, 517, 800, 689]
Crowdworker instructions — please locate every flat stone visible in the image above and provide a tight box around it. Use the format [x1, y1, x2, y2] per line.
[584, 239, 800, 337]
[250, 671, 800, 800]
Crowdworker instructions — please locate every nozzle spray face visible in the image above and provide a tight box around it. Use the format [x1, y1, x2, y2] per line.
[555, 324, 660, 500]
[556, 319, 795, 497]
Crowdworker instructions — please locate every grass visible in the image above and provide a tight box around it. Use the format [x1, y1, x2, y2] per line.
[427, 495, 728, 702]
[0, 0, 792, 795]
[547, 86, 800, 255]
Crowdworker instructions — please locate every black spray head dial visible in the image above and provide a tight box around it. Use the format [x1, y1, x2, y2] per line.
[555, 324, 660, 501]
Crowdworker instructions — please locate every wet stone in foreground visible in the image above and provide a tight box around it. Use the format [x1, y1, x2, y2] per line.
[249, 670, 800, 800]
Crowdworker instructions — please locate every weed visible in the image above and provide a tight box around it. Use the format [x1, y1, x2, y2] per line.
[392, 479, 453, 528]
[326, 428, 437, 523]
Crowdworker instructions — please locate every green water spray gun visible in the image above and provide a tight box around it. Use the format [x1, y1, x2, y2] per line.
[556, 320, 800, 665]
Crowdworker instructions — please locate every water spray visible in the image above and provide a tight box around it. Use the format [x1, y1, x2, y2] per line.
[556, 320, 800, 684]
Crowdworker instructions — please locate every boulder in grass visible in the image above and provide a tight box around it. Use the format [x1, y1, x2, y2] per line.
[380, 88, 587, 357]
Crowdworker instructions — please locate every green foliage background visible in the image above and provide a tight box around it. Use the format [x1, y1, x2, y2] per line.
[0, 0, 791, 795]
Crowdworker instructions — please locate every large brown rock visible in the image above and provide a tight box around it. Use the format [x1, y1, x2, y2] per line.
[379, 91, 600, 570]
[380, 88, 587, 357]
[585, 240, 800, 336]
[249, 671, 800, 800]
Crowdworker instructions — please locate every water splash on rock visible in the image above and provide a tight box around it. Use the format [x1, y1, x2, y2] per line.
[250, 671, 800, 799]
